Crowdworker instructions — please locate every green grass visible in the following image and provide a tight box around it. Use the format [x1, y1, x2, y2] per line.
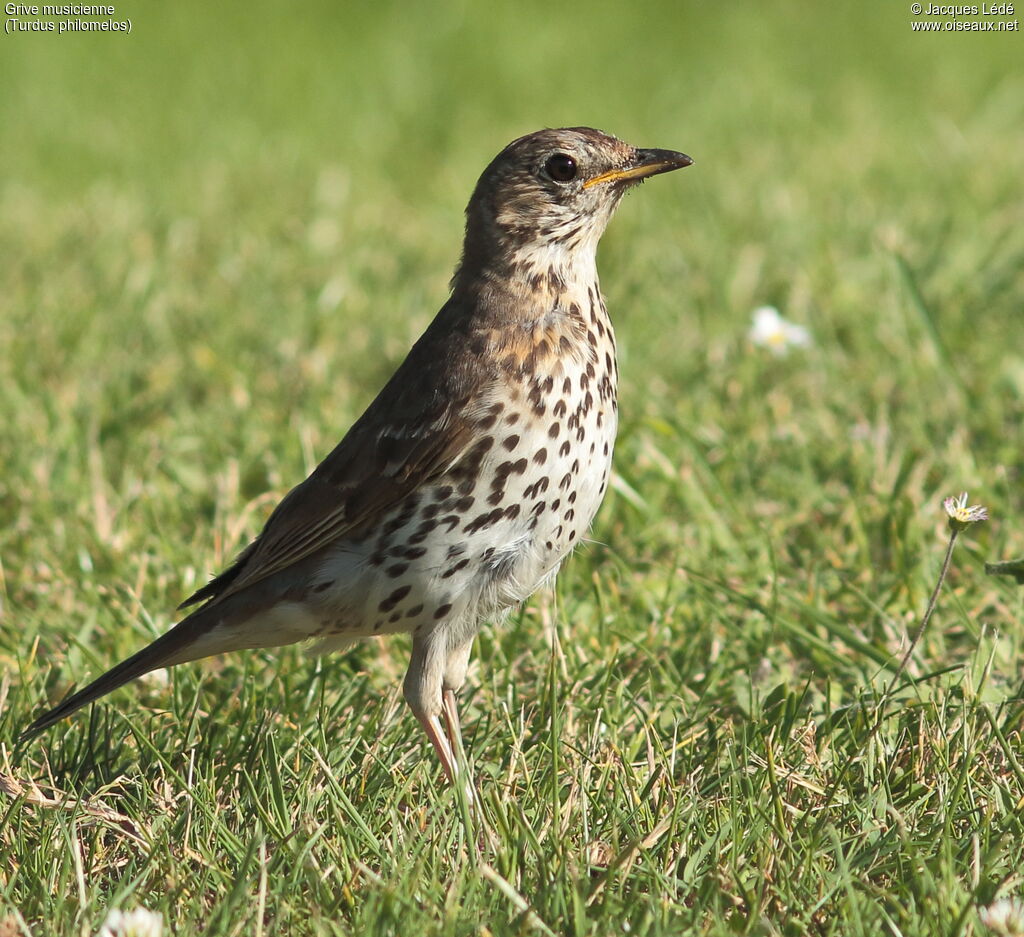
[2, 1, 1024, 934]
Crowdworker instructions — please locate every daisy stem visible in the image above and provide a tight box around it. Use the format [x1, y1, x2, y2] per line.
[884, 527, 959, 701]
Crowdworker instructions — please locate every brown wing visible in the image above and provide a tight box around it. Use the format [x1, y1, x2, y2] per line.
[180, 297, 495, 609]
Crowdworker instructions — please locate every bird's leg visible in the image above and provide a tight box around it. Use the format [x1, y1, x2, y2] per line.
[405, 629, 459, 781]
[442, 637, 475, 772]
[415, 709, 459, 782]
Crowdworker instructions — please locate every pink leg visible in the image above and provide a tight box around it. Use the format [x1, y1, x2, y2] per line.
[416, 710, 458, 782]
[443, 688, 479, 805]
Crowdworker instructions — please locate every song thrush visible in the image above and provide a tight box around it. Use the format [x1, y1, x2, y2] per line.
[23, 128, 692, 780]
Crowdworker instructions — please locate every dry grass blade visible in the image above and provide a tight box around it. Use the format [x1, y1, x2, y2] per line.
[0, 769, 149, 847]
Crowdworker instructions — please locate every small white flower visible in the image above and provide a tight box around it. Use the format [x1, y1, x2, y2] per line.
[979, 898, 1024, 935]
[943, 491, 989, 532]
[97, 907, 163, 937]
[748, 305, 811, 356]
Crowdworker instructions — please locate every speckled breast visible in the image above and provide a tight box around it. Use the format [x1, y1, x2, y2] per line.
[342, 293, 619, 638]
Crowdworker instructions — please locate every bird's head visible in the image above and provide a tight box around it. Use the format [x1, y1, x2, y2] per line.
[455, 127, 691, 291]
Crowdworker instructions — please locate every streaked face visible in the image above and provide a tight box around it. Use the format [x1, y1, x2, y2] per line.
[467, 127, 691, 257]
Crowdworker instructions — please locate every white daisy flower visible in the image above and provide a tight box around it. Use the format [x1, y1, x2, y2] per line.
[979, 898, 1024, 935]
[96, 907, 163, 937]
[943, 491, 989, 532]
[748, 305, 811, 356]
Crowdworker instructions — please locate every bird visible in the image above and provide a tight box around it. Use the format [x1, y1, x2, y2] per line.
[22, 127, 692, 780]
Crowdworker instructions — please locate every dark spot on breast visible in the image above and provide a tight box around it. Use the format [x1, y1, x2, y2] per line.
[559, 440, 571, 457]
[496, 458, 528, 479]
[388, 611, 402, 624]
[559, 335, 572, 354]
[379, 585, 412, 613]
[524, 477, 549, 499]
[562, 377, 572, 394]
[442, 558, 471, 578]
[504, 504, 521, 520]
[532, 501, 547, 516]
[408, 519, 437, 545]
[559, 473, 572, 490]
[434, 603, 453, 620]
[553, 399, 567, 418]
[548, 421, 561, 438]
[565, 508, 575, 522]
[503, 434, 520, 451]
[311, 581, 332, 594]
[487, 489, 505, 506]
[382, 513, 410, 537]
[440, 514, 460, 531]
[464, 508, 504, 534]
[568, 491, 577, 504]
[406, 603, 424, 618]
[533, 448, 547, 464]
[454, 496, 475, 512]
[386, 563, 409, 578]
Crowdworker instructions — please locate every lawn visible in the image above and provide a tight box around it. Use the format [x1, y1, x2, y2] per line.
[1, 1, 1023, 935]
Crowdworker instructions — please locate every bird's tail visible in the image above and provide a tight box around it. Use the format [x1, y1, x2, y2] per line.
[20, 607, 222, 741]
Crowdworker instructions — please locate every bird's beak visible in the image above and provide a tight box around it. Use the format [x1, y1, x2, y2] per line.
[582, 148, 693, 189]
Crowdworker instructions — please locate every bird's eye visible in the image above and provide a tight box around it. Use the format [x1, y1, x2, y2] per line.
[544, 153, 578, 183]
